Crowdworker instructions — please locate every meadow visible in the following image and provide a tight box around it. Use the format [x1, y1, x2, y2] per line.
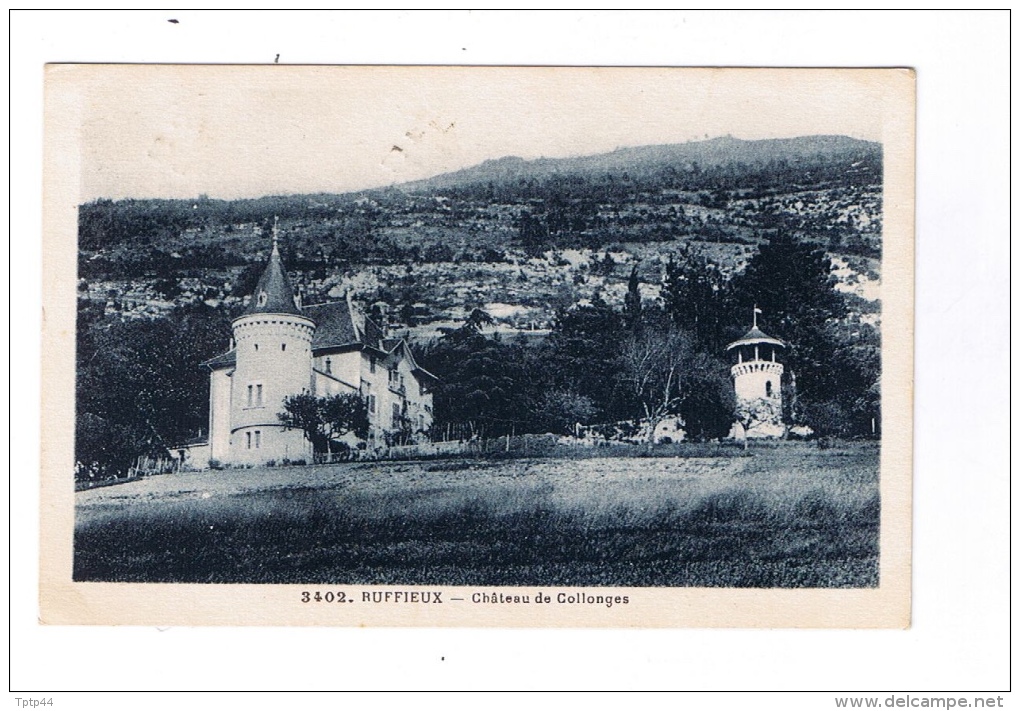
[73, 442, 879, 588]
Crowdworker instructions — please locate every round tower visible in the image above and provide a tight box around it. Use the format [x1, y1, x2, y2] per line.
[230, 225, 315, 464]
[726, 308, 786, 439]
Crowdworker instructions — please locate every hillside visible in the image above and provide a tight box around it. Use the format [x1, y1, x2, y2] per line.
[77, 134, 882, 336]
[75, 135, 884, 476]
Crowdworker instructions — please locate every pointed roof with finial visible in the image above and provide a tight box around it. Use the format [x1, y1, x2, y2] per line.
[726, 305, 785, 350]
[244, 217, 302, 316]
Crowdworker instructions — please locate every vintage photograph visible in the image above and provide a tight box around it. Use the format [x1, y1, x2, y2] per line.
[43, 65, 914, 625]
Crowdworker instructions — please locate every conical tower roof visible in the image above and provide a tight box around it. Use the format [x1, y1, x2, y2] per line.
[244, 226, 301, 316]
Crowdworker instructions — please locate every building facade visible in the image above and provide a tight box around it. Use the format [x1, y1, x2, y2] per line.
[200, 236, 437, 467]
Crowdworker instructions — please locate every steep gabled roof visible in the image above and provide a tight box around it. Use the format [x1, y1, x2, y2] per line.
[205, 299, 366, 369]
[302, 301, 359, 349]
[299, 298, 387, 351]
[204, 276, 438, 382]
[382, 337, 440, 382]
[361, 315, 386, 350]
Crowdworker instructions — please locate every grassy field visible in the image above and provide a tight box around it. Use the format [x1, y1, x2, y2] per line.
[74, 442, 880, 588]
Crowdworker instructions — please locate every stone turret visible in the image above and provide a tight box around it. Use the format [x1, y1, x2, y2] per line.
[726, 307, 786, 439]
[228, 221, 315, 464]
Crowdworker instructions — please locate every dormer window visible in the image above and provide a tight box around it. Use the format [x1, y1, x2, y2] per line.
[257, 290, 268, 307]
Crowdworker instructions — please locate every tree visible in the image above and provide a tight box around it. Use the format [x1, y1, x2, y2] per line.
[420, 322, 527, 439]
[527, 389, 598, 435]
[623, 264, 642, 332]
[662, 246, 726, 347]
[726, 233, 881, 436]
[75, 301, 232, 477]
[74, 412, 144, 481]
[278, 392, 370, 454]
[544, 295, 632, 424]
[727, 233, 842, 402]
[516, 210, 548, 255]
[464, 307, 495, 333]
[734, 397, 782, 450]
[678, 352, 737, 441]
[619, 315, 693, 445]
[153, 277, 182, 301]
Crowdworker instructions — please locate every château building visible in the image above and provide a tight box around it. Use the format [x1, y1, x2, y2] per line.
[192, 231, 437, 467]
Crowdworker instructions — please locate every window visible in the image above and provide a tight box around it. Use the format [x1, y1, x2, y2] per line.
[391, 403, 401, 429]
[256, 384, 263, 406]
[254, 430, 261, 449]
[325, 358, 332, 374]
[368, 394, 376, 414]
[765, 380, 773, 397]
[389, 368, 398, 385]
[246, 432, 252, 449]
[254, 343, 259, 352]
[369, 356, 376, 374]
[247, 384, 253, 407]
[281, 343, 286, 351]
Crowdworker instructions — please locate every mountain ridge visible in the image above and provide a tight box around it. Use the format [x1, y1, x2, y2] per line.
[399, 134, 880, 193]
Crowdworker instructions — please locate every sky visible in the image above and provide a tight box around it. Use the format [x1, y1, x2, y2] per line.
[49, 65, 898, 202]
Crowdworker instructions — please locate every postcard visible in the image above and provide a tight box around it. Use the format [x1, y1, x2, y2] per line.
[41, 65, 914, 627]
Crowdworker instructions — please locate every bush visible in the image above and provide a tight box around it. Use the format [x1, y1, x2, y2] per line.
[801, 400, 853, 438]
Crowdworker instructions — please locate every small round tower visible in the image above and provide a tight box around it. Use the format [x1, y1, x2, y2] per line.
[230, 224, 315, 464]
[726, 308, 786, 439]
